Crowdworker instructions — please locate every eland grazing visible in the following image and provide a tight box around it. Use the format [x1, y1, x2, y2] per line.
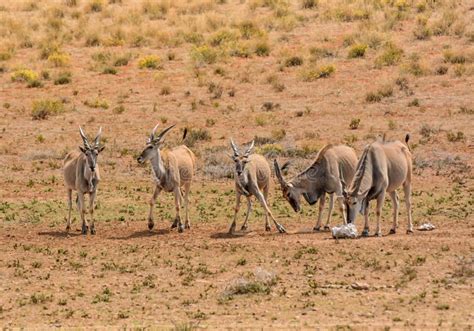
[341, 134, 413, 237]
[63, 127, 105, 235]
[137, 124, 196, 233]
[228, 139, 286, 234]
[274, 144, 357, 231]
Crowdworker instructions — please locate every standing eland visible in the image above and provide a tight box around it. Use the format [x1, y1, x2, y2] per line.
[228, 139, 286, 234]
[274, 144, 358, 231]
[341, 134, 413, 237]
[137, 124, 196, 233]
[63, 127, 105, 235]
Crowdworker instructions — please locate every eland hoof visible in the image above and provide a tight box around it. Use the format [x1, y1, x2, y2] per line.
[389, 229, 396, 235]
[81, 225, 88, 235]
[323, 225, 331, 232]
[277, 225, 287, 234]
[313, 226, 321, 232]
[375, 232, 382, 237]
[171, 220, 178, 229]
[240, 225, 248, 231]
[185, 223, 191, 230]
[361, 229, 370, 237]
[90, 226, 96, 235]
[178, 224, 184, 233]
[406, 229, 414, 234]
[148, 222, 154, 231]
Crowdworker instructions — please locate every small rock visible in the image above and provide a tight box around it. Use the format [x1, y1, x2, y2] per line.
[351, 282, 370, 290]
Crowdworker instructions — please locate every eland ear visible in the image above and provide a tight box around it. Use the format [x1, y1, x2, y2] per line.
[97, 145, 105, 153]
[281, 160, 291, 172]
[79, 146, 86, 153]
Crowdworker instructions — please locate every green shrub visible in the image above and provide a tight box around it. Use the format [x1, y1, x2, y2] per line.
[27, 79, 43, 88]
[301, 0, 317, 9]
[84, 98, 109, 109]
[54, 72, 72, 85]
[301, 64, 335, 81]
[375, 42, 404, 67]
[229, 43, 251, 58]
[443, 50, 466, 64]
[114, 54, 130, 66]
[11, 69, 38, 82]
[191, 46, 218, 65]
[113, 105, 125, 114]
[47, 52, 70, 67]
[88, 0, 104, 12]
[285, 56, 304, 67]
[142, 0, 168, 20]
[257, 144, 283, 157]
[239, 20, 263, 40]
[446, 131, 465, 142]
[349, 118, 361, 130]
[31, 99, 65, 120]
[365, 84, 393, 103]
[209, 29, 237, 47]
[254, 41, 270, 56]
[309, 47, 334, 61]
[348, 44, 367, 58]
[138, 55, 161, 69]
[184, 128, 212, 147]
[0, 50, 13, 61]
[102, 66, 117, 74]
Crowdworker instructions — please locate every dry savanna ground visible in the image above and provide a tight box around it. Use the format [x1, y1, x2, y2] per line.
[0, 0, 473, 328]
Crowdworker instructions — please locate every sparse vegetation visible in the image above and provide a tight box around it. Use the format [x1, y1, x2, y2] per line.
[31, 99, 65, 120]
[11, 69, 38, 83]
[348, 44, 367, 58]
[365, 84, 393, 103]
[138, 55, 161, 69]
[375, 42, 404, 67]
[301, 64, 335, 81]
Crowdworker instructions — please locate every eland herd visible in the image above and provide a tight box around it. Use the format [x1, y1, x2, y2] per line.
[64, 125, 413, 238]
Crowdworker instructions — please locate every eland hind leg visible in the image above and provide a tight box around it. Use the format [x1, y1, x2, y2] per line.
[403, 182, 413, 233]
[183, 182, 192, 229]
[241, 196, 252, 231]
[66, 189, 73, 232]
[173, 187, 184, 233]
[389, 191, 399, 234]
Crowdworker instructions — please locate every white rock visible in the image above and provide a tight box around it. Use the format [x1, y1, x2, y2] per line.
[331, 223, 358, 239]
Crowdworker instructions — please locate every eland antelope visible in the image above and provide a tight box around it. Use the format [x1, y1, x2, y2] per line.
[228, 139, 286, 234]
[63, 127, 105, 235]
[341, 134, 413, 237]
[137, 124, 196, 233]
[274, 144, 357, 231]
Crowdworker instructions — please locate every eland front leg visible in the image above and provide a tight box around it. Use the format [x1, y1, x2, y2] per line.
[228, 192, 242, 234]
[148, 185, 161, 230]
[254, 190, 286, 233]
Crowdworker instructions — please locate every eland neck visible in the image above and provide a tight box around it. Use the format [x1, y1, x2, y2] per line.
[150, 149, 166, 182]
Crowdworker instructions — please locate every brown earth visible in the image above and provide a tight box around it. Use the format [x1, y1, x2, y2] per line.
[0, 0, 473, 328]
